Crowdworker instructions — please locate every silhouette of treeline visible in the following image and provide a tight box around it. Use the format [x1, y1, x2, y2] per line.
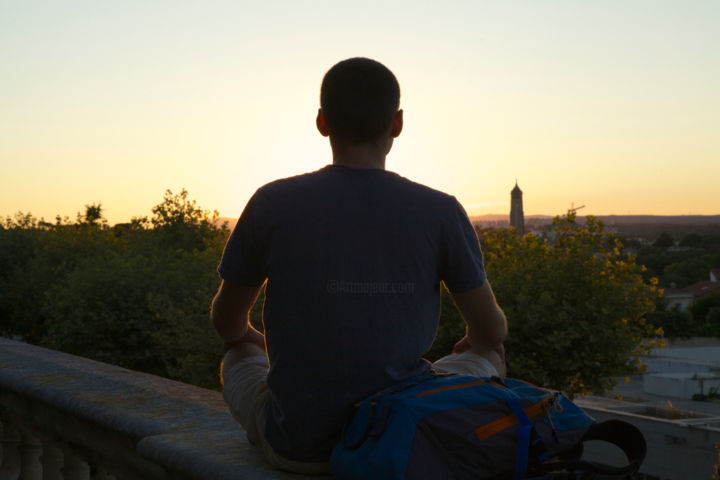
[0, 193, 660, 396]
[632, 233, 720, 289]
[612, 221, 720, 239]
[0, 189, 233, 389]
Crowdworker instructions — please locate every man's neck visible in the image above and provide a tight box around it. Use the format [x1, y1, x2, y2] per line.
[330, 140, 390, 170]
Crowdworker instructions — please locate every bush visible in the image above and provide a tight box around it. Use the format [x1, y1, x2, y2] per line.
[645, 309, 694, 338]
[476, 215, 660, 396]
[0, 190, 230, 390]
[1, 199, 662, 396]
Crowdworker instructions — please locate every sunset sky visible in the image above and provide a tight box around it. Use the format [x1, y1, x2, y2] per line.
[2, 1, 719, 225]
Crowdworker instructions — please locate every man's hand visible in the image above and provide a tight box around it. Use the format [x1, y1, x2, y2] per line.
[211, 280, 265, 351]
[222, 324, 266, 353]
[449, 281, 508, 376]
[453, 335, 473, 354]
[451, 334, 507, 377]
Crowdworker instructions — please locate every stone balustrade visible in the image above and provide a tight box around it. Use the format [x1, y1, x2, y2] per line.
[0, 338, 321, 479]
[5, 336, 720, 480]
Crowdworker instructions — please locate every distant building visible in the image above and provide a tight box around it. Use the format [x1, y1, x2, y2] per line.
[711, 269, 720, 283]
[666, 271, 720, 311]
[510, 181, 525, 235]
[663, 286, 694, 312]
[683, 281, 720, 301]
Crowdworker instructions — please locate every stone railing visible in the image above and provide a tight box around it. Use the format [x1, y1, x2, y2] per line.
[5, 336, 720, 480]
[0, 338, 320, 479]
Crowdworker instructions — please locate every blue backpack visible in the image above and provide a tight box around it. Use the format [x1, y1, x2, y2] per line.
[330, 373, 646, 480]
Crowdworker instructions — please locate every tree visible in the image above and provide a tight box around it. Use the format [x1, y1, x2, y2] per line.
[662, 257, 711, 288]
[151, 189, 211, 228]
[654, 232, 675, 248]
[679, 233, 702, 248]
[0, 209, 117, 342]
[645, 309, 693, 338]
[149, 189, 226, 252]
[42, 247, 224, 388]
[79, 203, 104, 226]
[473, 214, 660, 396]
[0, 189, 231, 389]
[1, 193, 664, 396]
[691, 293, 720, 322]
[36, 189, 230, 388]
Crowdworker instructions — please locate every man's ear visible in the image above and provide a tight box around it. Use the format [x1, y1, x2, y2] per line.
[391, 109, 403, 138]
[316, 109, 329, 137]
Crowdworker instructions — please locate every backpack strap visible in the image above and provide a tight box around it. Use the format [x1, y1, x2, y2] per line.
[556, 419, 647, 478]
[506, 397, 534, 480]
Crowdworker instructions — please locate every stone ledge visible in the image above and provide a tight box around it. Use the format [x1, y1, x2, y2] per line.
[0, 338, 323, 479]
[137, 430, 319, 480]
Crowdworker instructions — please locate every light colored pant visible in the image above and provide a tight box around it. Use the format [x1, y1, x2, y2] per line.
[221, 346, 499, 475]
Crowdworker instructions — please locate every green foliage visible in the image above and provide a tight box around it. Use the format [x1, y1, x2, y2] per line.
[636, 234, 720, 289]
[42, 252, 158, 369]
[653, 232, 675, 248]
[690, 293, 720, 320]
[1, 197, 662, 397]
[679, 233, 702, 248]
[477, 214, 660, 396]
[662, 256, 714, 288]
[0, 190, 229, 389]
[148, 189, 226, 253]
[645, 309, 694, 338]
[685, 294, 720, 337]
[692, 385, 720, 403]
[79, 203, 105, 226]
[0, 211, 119, 342]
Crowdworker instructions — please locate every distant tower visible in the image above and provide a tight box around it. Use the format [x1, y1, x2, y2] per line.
[510, 181, 525, 235]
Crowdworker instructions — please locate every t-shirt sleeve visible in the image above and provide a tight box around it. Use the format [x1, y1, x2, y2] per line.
[217, 192, 267, 286]
[440, 198, 486, 293]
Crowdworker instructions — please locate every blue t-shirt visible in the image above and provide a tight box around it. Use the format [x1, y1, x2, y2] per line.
[218, 164, 485, 461]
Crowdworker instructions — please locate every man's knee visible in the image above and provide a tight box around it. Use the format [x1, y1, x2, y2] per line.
[222, 342, 267, 379]
[464, 342, 506, 378]
[433, 348, 505, 378]
[221, 344, 269, 437]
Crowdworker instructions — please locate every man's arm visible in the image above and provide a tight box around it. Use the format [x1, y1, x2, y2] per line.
[449, 281, 507, 376]
[449, 281, 507, 353]
[211, 280, 265, 352]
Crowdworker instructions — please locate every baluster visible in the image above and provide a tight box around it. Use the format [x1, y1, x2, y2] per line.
[18, 432, 42, 480]
[61, 452, 90, 480]
[0, 423, 21, 480]
[40, 444, 63, 480]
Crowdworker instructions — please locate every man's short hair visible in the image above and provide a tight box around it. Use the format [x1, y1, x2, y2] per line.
[320, 58, 400, 144]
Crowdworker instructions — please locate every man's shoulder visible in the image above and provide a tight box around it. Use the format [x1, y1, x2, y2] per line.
[391, 172, 457, 203]
[380, 172, 463, 218]
[252, 165, 460, 214]
[255, 169, 326, 194]
[246, 169, 327, 211]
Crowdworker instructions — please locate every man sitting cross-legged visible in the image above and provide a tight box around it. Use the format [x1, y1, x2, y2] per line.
[211, 57, 507, 474]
